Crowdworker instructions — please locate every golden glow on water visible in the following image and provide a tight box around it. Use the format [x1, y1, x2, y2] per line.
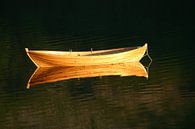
[27, 62, 148, 88]
[1, 2, 194, 128]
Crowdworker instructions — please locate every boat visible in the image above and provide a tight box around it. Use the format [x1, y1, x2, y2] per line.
[27, 62, 148, 88]
[25, 43, 148, 67]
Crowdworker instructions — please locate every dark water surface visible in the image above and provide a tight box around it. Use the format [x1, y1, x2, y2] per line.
[0, 1, 194, 129]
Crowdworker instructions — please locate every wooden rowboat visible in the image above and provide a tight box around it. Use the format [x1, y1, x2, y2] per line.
[27, 62, 148, 88]
[25, 43, 148, 67]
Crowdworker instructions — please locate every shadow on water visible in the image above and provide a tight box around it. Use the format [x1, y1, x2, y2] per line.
[0, 1, 194, 129]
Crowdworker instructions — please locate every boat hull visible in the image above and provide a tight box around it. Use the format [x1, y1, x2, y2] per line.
[25, 43, 148, 67]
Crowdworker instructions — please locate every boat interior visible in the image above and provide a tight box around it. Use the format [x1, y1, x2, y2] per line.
[29, 46, 140, 56]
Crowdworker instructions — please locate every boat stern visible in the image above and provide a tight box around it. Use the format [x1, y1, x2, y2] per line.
[25, 48, 40, 68]
[25, 48, 29, 52]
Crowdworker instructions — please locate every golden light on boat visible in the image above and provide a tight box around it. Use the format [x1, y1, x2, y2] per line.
[26, 43, 152, 88]
[25, 43, 148, 67]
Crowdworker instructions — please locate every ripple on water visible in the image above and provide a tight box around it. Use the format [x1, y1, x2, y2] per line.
[0, 19, 195, 129]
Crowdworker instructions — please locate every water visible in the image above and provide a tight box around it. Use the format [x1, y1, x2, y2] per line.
[0, 1, 194, 129]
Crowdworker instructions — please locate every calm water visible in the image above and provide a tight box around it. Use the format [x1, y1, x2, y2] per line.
[0, 1, 194, 129]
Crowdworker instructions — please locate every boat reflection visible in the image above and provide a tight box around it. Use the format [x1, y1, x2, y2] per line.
[27, 62, 148, 89]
